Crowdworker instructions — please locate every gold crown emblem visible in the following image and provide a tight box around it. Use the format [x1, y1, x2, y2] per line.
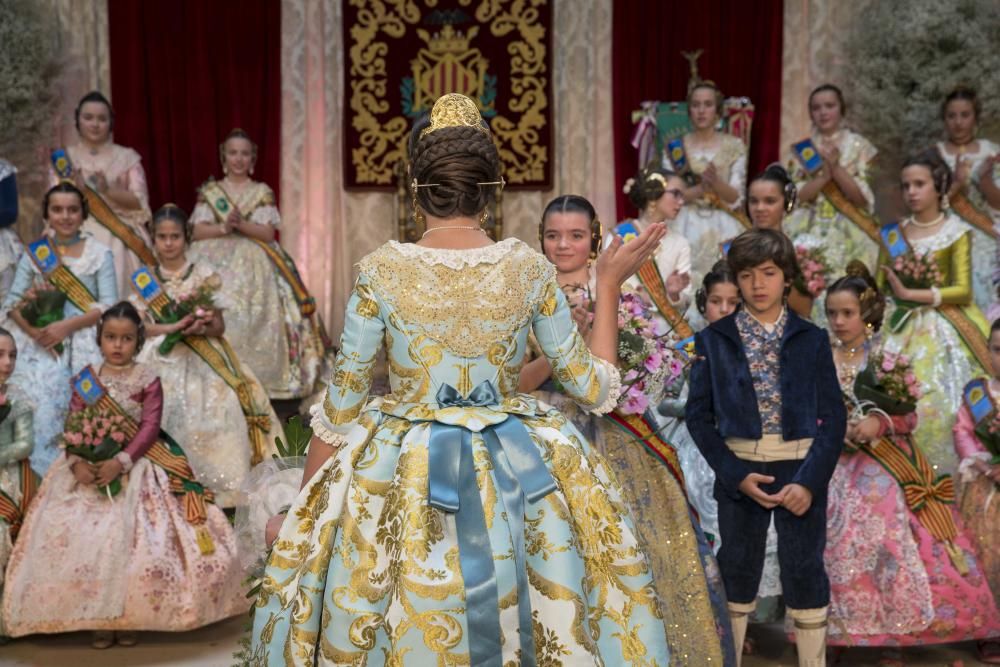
[423, 24, 478, 55]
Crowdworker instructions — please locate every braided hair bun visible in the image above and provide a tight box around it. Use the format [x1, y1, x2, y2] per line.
[410, 125, 502, 218]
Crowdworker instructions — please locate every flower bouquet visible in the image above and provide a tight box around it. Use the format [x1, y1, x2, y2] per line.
[617, 289, 687, 415]
[156, 275, 222, 354]
[853, 350, 923, 416]
[19, 287, 67, 354]
[61, 406, 129, 497]
[887, 249, 943, 332]
[793, 245, 831, 298]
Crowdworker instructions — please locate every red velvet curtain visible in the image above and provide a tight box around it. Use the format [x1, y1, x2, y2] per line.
[612, 0, 784, 220]
[108, 0, 281, 213]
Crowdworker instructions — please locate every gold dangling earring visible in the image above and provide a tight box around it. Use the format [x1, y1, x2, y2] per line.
[479, 209, 489, 227]
[865, 322, 874, 340]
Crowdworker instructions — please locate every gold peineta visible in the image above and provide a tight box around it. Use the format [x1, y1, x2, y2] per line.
[420, 93, 490, 139]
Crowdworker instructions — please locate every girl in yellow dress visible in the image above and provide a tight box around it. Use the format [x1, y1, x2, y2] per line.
[879, 149, 990, 473]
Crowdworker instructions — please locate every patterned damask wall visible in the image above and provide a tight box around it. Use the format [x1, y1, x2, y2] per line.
[49, 0, 862, 340]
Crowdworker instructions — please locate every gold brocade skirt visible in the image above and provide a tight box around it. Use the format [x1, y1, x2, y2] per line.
[596, 420, 728, 666]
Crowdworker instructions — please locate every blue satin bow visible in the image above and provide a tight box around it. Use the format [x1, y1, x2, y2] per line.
[428, 381, 557, 667]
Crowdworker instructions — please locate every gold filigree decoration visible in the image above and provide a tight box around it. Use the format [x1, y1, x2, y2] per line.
[358, 240, 554, 358]
[347, 0, 550, 186]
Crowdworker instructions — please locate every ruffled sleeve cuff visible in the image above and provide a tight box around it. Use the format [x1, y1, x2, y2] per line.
[308, 401, 350, 448]
[115, 450, 134, 473]
[958, 452, 992, 483]
[588, 357, 622, 416]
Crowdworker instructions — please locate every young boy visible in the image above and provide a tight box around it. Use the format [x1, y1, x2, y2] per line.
[685, 229, 845, 667]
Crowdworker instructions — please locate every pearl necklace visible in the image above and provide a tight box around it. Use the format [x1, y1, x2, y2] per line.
[907, 212, 945, 229]
[421, 226, 486, 238]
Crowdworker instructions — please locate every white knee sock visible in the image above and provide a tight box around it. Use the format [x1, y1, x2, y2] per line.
[728, 600, 756, 667]
[788, 606, 828, 667]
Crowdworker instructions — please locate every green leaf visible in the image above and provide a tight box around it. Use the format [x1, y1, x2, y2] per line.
[274, 415, 313, 459]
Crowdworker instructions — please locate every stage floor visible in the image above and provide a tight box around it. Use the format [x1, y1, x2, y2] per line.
[0, 616, 990, 665]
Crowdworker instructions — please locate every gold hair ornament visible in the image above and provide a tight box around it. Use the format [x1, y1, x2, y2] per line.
[419, 93, 491, 139]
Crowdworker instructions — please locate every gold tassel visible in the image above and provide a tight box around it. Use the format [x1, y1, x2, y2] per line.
[196, 526, 216, 556]
[945, 540, 969, 576]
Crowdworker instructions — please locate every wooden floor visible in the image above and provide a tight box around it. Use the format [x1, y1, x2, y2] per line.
[0, 615, 989, 666]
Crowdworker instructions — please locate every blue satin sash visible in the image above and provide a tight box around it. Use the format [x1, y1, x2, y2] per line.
[427, 381, 557, 667]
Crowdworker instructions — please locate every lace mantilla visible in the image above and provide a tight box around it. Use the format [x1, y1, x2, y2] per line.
[99, 363, 158, 421]
[385, 237, 522, 269]
[359, 239, 555, 358]
[905, 215, 969, 253]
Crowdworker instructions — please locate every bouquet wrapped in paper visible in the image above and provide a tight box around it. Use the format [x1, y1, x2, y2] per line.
[853, 349, 923, 416]
[155, 275, 222, 355]
[19, 287, 67, 354]
[61, 405, 130, 497]
[793, 245, 831, 298]
[888, 248, 943, 331]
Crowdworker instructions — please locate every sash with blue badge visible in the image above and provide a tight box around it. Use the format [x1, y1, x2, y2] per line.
[879, 222, 991, 372]
[131, 267, 272, 464]
[615, 220, 693, 340]
[199, 178, 318, 319]
[791, 137, 881, 244]
[72, 365, 217, 554]
[965, 379, 1000, 464]
[25, 237, 97, 313]
[50, 149, 157, 267]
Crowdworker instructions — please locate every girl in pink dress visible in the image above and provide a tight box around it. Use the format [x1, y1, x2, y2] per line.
[822, 263, 1000, 665]
[1, 302, 245, 648]
[953, 318, 1000, 663]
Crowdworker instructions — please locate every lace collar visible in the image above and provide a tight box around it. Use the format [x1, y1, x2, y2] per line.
[384, 237, 523, 269]
[904, 215, 968, 253]
[31, 232, 111, 276]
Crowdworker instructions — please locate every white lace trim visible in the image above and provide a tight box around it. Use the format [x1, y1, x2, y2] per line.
[249, 205, 281, 228]
[384, 237, 524, 269]
[308, 402, 348, 447]
[34, 233, 113, 278]
[589, 357, 622, 416]
[905, 215, 969, 253]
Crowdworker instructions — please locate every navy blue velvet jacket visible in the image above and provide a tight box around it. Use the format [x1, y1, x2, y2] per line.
[684, 310, 846, 499]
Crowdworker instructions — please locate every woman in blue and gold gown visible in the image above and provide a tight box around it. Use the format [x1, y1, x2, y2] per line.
[250, 95, 677, 665]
